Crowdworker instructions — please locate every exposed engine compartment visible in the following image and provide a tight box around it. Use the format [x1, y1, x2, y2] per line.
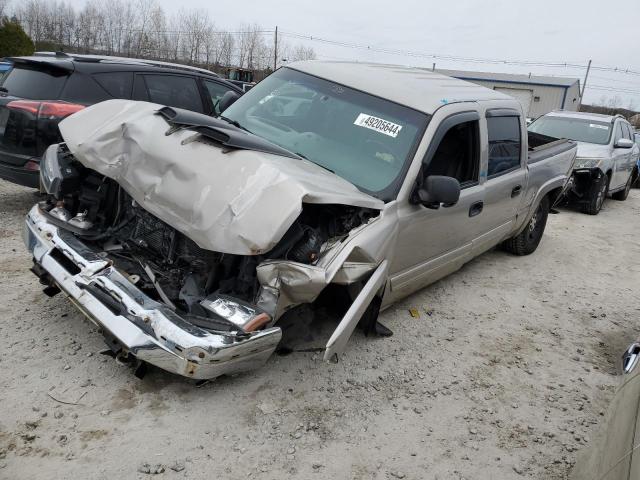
[39, 144, 379, 324]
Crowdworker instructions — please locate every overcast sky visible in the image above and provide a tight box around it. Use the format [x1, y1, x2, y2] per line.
[70, 0, 640, 107]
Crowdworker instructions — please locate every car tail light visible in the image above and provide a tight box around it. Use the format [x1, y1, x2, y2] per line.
[7, 100, 85, 119]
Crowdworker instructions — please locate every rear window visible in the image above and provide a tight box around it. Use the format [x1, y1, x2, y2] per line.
[0, 66, 68, 100]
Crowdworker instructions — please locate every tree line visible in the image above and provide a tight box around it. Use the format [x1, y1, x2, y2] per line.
[2, 0, 316, 71]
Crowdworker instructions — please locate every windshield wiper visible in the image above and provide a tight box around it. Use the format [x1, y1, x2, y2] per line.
[219, 115, 251, 133]
[295, 152, 335, 173]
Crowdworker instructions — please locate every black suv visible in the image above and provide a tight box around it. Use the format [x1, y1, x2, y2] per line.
[0, 52, 243, 187]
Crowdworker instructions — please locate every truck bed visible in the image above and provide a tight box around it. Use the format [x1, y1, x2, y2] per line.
[511, 131, 578, 236]
[527, 131, 575, 164]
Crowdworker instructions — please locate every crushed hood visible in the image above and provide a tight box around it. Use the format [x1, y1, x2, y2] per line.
[58, 100, 383, 255]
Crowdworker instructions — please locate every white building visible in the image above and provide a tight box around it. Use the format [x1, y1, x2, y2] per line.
[436, 69, 581, 119]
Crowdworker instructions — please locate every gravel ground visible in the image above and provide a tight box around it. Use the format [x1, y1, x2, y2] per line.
[1, 179, 639, 480]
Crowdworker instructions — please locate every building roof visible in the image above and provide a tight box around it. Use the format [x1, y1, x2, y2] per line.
[436, 68, 580, 89]
[288, 61, 513, 115]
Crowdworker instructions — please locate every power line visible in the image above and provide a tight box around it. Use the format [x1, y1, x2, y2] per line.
[280, 29, 640, 79]
[280, 30, 589, 69]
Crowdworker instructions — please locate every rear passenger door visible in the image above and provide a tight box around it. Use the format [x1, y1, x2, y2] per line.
[474, 109, 527, 255]
[133, 73, 205, 113]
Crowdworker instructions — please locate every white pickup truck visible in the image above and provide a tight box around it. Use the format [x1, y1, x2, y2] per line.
[25, 61, 577, 380]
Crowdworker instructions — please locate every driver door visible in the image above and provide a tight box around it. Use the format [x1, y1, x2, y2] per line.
[389, 108, 485, 301]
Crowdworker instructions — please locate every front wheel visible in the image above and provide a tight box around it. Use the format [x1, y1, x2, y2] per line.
[581, 174, 609, 215]
[501, 196, 549, 256]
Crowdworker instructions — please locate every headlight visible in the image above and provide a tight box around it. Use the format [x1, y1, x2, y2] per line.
[574, 157, 603, 169]
[40, 144, 63, 195]
[200, 294, 270, 332]
[40, 143, 79, 198]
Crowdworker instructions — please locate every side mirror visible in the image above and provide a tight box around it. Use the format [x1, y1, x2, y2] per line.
[417, 176, 461, 209]
[615, 138, 634, 149]
[218, 91, 241, 113]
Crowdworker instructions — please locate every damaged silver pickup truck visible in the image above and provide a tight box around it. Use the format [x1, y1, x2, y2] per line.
[24, 61, 577, 380]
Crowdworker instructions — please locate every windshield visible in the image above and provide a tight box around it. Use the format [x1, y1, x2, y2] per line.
[222, 68, 428, 200]
[528, 116, 612, 145]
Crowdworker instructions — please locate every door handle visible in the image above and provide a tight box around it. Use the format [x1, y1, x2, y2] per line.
[469, 201, 483, 217]
[511, 185, 522, 197]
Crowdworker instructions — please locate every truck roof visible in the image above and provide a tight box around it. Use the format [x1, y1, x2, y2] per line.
[545, 110, 620, 123]
[288, 60, 513, 115]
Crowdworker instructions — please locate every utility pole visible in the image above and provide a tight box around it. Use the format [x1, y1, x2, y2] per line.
[274, 26, 278, 71]
[579, 59, 592, 109]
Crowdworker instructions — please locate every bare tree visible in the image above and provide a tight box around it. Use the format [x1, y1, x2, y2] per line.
[18, 0, 47, 44]
[11, 0, 318, 75]
[236, 23, 267, 69]
[218, 32, 234, 67]
[0, 0, 9, 19]
[607, 95, 622, 109]
[289, 44, 316, 62]
[178, 8, 211, 64]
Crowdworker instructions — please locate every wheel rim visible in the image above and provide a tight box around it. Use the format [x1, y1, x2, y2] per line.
[527, 204, 543, 240]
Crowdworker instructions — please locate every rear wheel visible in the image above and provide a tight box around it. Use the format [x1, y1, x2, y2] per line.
[581, 174, 609, 215]
[502, 196, 549, 256]
[612, 172, 634, 201]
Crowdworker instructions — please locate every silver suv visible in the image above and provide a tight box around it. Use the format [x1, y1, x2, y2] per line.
[529, 111, 639, 214]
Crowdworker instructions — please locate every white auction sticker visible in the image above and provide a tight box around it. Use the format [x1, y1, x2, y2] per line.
[354, 113, 402, 138]
[589, 123, 609, 130]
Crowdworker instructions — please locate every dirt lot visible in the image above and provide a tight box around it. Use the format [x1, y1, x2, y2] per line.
[1, 179, 639, 480]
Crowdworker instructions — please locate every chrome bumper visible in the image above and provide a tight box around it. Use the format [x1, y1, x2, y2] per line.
[24, 205, 281, 380]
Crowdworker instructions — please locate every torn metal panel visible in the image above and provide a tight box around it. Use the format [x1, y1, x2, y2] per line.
[255, 207, 399, 317]
[324, 259, 389, 361]
[58, 100, 383, 256]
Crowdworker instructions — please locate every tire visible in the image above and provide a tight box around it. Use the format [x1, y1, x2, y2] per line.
[612, 171, 634, 200]
[580, 173, 609, 215]
[502, 196, 549, 256]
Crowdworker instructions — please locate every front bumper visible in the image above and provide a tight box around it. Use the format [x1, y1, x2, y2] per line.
[569, 168, 605, 202]
[24, 205, 282, 380]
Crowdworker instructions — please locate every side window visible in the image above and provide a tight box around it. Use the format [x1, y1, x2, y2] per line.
[61, 72, 111, 103]
[487, 116, 521, 177]
[141, 75, 204, 113]
[93, 72, 133, 99]
[423, 120, 480, 188]
[203, 80, 234, 115]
